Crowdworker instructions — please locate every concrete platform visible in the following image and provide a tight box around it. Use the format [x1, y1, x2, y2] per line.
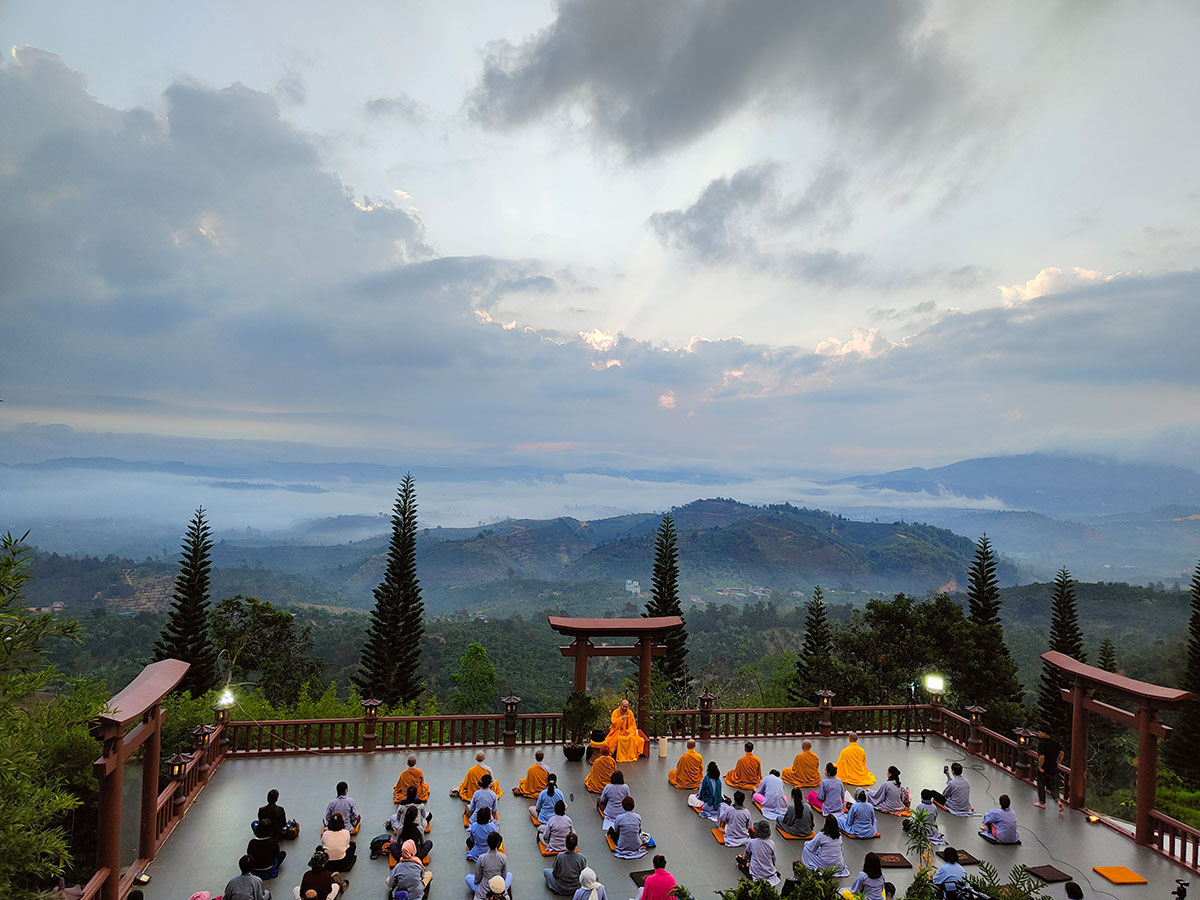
[142, 735, 1190, 899]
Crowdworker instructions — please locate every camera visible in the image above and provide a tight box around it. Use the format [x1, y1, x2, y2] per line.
[1173, 880, 1189, 900]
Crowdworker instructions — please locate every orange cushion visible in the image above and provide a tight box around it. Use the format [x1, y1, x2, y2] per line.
[841, 829, 881, 840]
[529, 810, 540, 826]
[538, 840, 559, 857]
[606, 833, 617, 852]
[777, 828, 813, 840]
[711, 828, 726, 844]
[1093, 867, 1147, 885]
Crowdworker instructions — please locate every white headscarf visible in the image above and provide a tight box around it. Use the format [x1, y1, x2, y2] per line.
[578, 867, 603, 900]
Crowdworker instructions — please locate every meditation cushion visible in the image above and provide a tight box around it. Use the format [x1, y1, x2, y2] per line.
[1093, 866, 1147, 885]
[711, 828, 726, 844]
[1028, 865, 1071, 883]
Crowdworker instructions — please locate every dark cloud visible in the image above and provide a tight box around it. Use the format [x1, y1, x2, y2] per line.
[648, 161, 863, 284]
[274, 70, 307, 105]
[364, 93, 427, 125]
[467, 0, 988, 162]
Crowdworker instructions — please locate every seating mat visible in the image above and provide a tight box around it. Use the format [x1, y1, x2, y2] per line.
[934, 801, 975, 815]
[606, 833, 617, 852]
[776, 827, 813, 840]
[629, 871, 654, 888]
[1028, 865, 1072, 883]
[1093, 866, 1147, 885]
[880, 808, 912, 817]
[711, 828, 726, 844]
[875, 853, 913, 869]
[840, 830, 881, 839]
[979, 831, 1020, 846]
[537, 839, 558, 857]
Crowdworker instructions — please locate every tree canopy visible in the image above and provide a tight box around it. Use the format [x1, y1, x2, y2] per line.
[153, 508, 218, 696]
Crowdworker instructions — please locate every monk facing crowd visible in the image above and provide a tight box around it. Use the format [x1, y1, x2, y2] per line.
[599, 699, 645, 762]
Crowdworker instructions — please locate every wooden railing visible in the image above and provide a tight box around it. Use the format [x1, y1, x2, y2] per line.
[224, 712, 563, 757]
[1151, 810, 1200, 871]
[78, 867, 110, 900]
[152, 722, 229, 851]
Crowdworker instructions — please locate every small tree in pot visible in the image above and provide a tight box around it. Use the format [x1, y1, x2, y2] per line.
[562, 691, 606, 761]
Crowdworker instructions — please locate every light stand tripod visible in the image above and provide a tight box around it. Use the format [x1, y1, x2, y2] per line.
[894, 681, 926, 745]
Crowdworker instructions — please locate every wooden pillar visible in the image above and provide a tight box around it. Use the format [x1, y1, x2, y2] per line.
[1134, 703, 1158, 845]
[1068, 678, 1090, 810]
[571, 637, 591, 692]
[636, 637, 652, 736]
[138, 705, 162, 860]
[94, 730, 123, 900]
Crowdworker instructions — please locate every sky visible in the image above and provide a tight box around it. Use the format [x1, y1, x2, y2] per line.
[2, 1, 1199, 528]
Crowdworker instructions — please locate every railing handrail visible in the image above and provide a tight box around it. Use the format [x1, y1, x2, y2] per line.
[1150, 809, 1200, 839]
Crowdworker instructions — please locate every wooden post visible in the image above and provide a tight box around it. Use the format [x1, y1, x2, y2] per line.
[1134, 703, 1158, 845]
[636, 637, 652, 737]
[1068, 679, 1089, 810]
[572, 638, 591, 692]
[94, 729, 123, 900]
[138, 705, 161, 859]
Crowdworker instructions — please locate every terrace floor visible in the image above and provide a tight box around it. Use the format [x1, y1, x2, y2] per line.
[143, 735, 1188, 900]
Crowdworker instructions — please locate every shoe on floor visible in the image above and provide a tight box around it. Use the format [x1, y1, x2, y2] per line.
[1033, 802, 1045, 808]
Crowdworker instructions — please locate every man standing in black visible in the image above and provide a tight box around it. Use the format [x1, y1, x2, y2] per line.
[1034, 729, 1064, 811]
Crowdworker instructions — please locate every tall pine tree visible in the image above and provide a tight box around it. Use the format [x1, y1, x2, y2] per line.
[644, 513, 689, 695]
[964, 534, 1022, 707]
[790, 585, 834, 704]
[1038, 567, 1085, 746]
[1165, 560, 1200, 788]
[355, 474, 425, 705]
[153, 507, 218, 696]
[967, 534, 1001, 626]
[1097, 638, 1118, 673]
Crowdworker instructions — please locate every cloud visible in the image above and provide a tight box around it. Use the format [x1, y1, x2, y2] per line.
[274, 70, 307, 105]
[364, 93, 427, 125]
[998, 265, 1120, 306]
[466, 0, 991, 163]
[648, 161, 865, 284]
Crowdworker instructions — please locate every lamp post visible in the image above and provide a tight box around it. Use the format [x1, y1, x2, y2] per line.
[167, 752, 191, 810]
[502, 693, 521, 748]
[191, 724, 216, 776]
[965, 705, 986, 754]
[1012, 727, 1037, 778]
[924, 674, 945, 732]
[817, 689, 835, 737]
[698, 691, 715, 740]
[212, 689, 234, 752]
[361, 698, 382, 752]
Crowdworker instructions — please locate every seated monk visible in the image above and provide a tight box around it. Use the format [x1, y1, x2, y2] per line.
[782, 740, 821, 788]
[725, 741, 763, 790]
[836, 732, 875, 786]
[668, 739, 704, 790]
[453, 750, 504, 801]
[514, 749, 549, 797]
[585, 748, 616, 793]
[394, 754, 430, 803]
[599, 699, 645, 762]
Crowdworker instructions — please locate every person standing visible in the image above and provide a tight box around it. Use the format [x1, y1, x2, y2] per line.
[1035, 729, 1065, 812]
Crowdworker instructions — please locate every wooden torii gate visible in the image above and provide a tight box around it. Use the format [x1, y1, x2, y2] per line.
[92, 658, 190, 900]
[548, 615, 683, 735]
[1044, 650, 1193, 845]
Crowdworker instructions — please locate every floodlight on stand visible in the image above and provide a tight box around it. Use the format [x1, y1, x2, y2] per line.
[924, 674, 945, 705]
[217, 687, 235, 709]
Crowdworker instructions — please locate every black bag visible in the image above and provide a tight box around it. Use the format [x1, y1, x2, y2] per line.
[369, 833, 392, 860]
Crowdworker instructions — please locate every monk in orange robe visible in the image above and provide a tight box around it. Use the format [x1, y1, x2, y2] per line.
[453, 750, 504, 800]
[725, 741, 763, 790]
[668, 739, 704, 790]
[394, 754, 431, 803]
[584, 748, 616, 793]
[782, 739, 821, 788]
[514, 749, 549, 797]
[601, 699, 645, 762]
[836, 732, 876, 786]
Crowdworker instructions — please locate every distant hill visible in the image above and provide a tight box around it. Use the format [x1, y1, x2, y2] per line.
[838, 454, 1200, 518]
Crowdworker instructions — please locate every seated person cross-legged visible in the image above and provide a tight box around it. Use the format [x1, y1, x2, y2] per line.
[807, 763, 846, 816]
[980, 795, 1020, 844]
[737, 820, 780, 887]
[465, 832, 511, 900]
[320, 813, 356, 875]
[725, 742, 763, 791]
[516, 750, 550, 798]
[668, 739, 704, 790]
[607, 796, 646, 859]
[931, 764, 973, 816]
[395, 805, 433, 861]
[836, 733, 876, 787]
[387, 839, 433, 900]
[782, 741, 821, 789]
[717, 792, 753, 847]
[466, 808, 498, 863]
[543, 832, 587, 896]
[837, 790, 879, 838]
[843, 852, 894, 900]
[247, 819, 286, 875]
[801, 815, 849, 878]
[293, 850, 338, 900]
[596, 699, 645, 763]
[689, 761, 724, 820]
[777, 787, 816, 839]
[596, 771, 630, 830]
[934, 848, 967, 899]
[540, 800, 574, 854]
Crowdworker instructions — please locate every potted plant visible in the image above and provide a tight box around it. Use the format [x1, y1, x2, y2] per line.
[904, 808, 936, 869]
[789, 863, 841, 900]
[562, 691, 605, 761]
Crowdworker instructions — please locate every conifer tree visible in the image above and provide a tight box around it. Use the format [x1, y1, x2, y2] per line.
[153, 508, 218, 696]
[1165, 560, 1200, 788]
[963, 534, 1022, 708]
[790, 585, 834, 704]
[644, 513, 689, 695]
[967, 534, 1001, 626]
[354, 474, 424, 705]
[1097, 638, 1118, 673]
[1038, 567, 1085, 746]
